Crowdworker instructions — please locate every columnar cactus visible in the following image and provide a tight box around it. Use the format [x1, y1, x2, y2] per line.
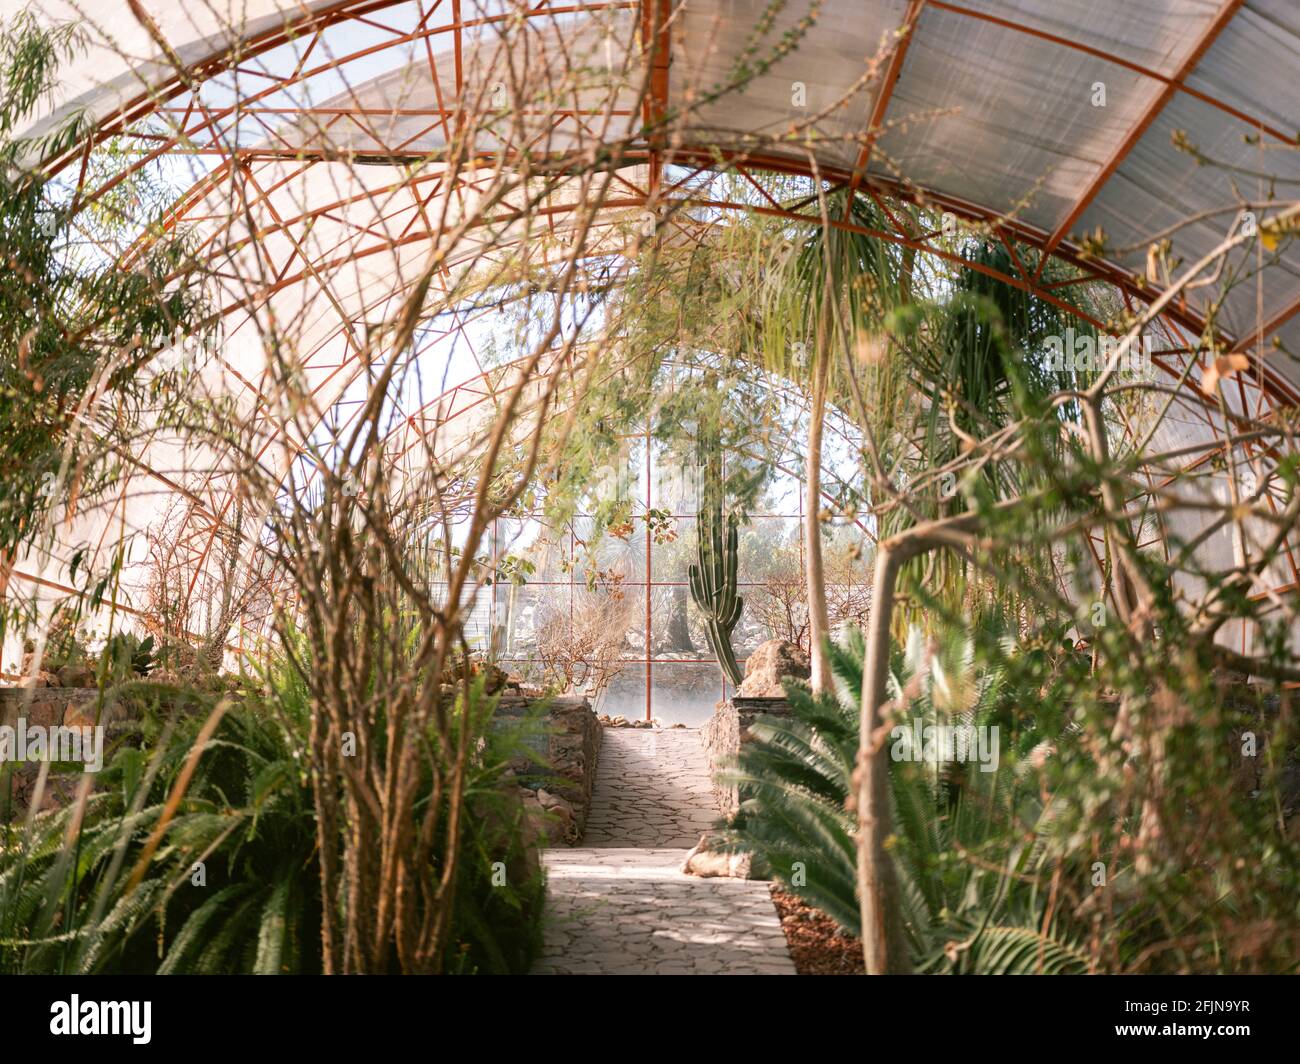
[689, 503, 744, 686]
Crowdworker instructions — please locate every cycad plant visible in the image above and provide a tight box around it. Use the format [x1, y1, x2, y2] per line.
[723, 623, 1091, 974]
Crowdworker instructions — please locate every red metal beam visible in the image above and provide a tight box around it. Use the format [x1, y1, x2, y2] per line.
[1232, 290, 1300, 354]
[1035, 0, 1246, 277]
[641, 0, 673, 198]
[663, 145, 1300, 409]
[845, 0, 926, 206]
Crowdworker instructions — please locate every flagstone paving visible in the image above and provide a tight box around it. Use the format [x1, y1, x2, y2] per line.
[533, 728, 796, 975]
[582, 727, 719, 847]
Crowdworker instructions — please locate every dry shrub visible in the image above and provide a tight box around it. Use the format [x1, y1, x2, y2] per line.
[533, 588, 639, 696]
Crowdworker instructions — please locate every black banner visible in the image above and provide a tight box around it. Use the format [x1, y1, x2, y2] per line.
[0, 974, 1290, 1051]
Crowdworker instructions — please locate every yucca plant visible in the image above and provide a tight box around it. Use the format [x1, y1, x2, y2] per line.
[723, 624, 1091, 973]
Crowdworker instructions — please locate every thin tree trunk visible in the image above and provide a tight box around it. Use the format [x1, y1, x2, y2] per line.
[667, 585, 696, 652]
[856, 542, 911, 973]
[856, 507, 991, 973]
[805, 350, 832, 695]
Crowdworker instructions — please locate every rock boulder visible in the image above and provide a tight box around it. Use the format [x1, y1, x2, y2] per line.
[737, 639, 810, 698]
[680, 832, 768, 880]
[56, 663, 96, 688]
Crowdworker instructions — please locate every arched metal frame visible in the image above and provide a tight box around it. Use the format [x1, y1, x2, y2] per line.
[8, 0, 1299, 700]
[48, 0, 1300, 381]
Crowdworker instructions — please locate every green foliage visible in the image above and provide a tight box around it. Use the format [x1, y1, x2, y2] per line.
[725, 637, 860, 930]
[444, 688, 548, 974]
[0, 11, 84, 151]
[0, 655, 547, 974]
[725, 624, 1092, 973]
[0, 12, 209, 635]
[727, 574, 1300, 975]
[0, 677, 320, 974]
[873, 238, 1108, 625]
[97, 632, 157, 685]
[744, 187, 902, 387]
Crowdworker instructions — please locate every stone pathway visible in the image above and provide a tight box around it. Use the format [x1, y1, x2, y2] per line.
[583, 727, 718, 847]
[534, 728, 796, 975]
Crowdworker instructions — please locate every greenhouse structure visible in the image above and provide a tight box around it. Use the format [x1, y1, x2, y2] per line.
[0, 0, 1297, 988]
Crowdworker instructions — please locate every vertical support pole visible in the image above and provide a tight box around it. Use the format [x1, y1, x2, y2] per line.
[490, 516, 499, 658]
[645, 424, 653, 721]
[452, 0, 464, 144]
[722, 441, 730, 706]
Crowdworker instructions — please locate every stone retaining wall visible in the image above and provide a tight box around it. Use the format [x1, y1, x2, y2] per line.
[495, 694, 600, 845]
[1, 686, 97, 728]
[0, 688, 141, 817]
[700, 696, 793, 816]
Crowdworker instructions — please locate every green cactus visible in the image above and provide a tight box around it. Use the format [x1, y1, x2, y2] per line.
[689, 502, 744, 687]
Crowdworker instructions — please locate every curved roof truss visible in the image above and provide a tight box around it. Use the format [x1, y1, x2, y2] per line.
[5, 0, 1300, 661]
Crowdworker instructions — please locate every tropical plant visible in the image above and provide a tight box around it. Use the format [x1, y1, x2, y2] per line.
[0, 677, 319, 974]
[723, 624, 1091, 973]
[869, 238, 1104, 625]
[0, 648, 547, 974]
[445, 694, 549, 975]
[744, 190, 904, 694]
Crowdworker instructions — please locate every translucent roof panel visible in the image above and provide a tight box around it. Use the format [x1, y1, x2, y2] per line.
[10, 0, 1300, 386]
[4, 0, 1300, 666]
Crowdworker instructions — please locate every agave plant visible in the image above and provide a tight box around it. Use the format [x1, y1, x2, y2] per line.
[97, 632, 159, 685]
[723, 623, 1092, 974]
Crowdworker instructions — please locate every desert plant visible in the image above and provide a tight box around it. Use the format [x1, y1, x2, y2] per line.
[96, 632, 157, 685]
[44, 606, 92, 667]
[532, 590, 638, 696]
[685, 431, 739, 687]
[686, 424, 745, 686]
[747, 539, 872, 651]
[689, 503, 745, 687]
